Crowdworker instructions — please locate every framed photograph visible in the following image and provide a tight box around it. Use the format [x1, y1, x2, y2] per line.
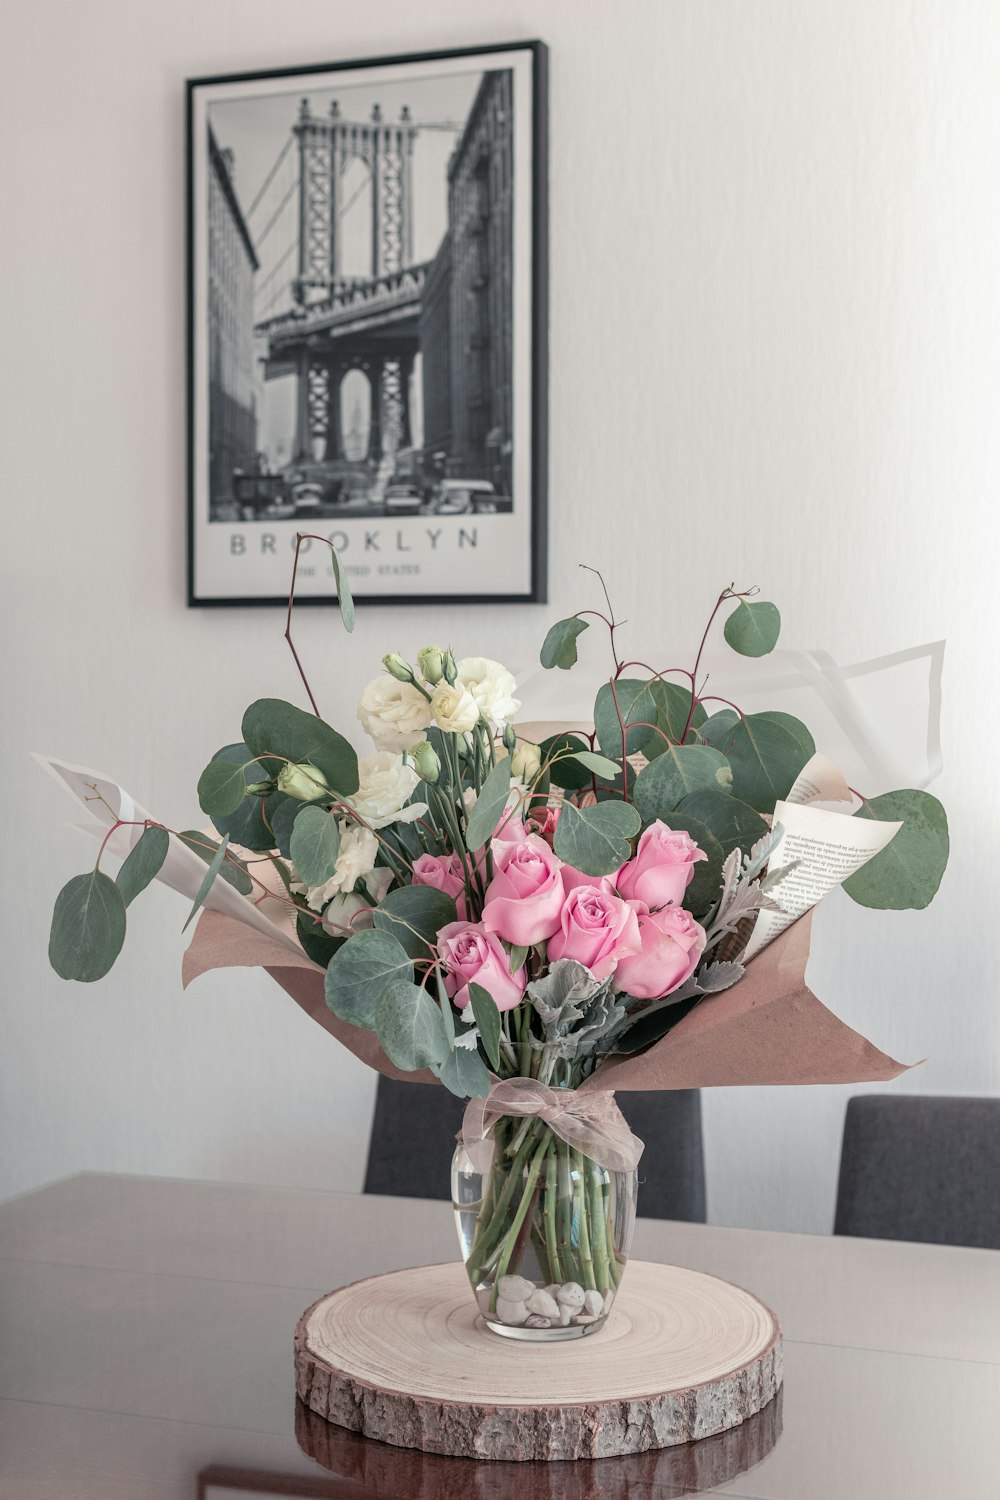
[187, 41, 548, 607]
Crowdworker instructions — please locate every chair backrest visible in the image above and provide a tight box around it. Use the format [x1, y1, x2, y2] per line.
[834, 1094, 1000, 1250]
[363, 1077, 706, 1222]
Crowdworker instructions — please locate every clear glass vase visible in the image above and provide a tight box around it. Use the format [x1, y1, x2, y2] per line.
[452, 1115, 638, 1341]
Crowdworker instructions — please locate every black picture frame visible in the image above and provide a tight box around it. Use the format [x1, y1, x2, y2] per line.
[186, 41, 548, 608]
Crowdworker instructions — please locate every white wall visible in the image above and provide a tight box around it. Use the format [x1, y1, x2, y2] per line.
[3, 0, 998, 1232]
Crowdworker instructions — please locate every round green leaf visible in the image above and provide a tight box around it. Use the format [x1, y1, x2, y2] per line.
[645, 680, 706, 751]
[674, 788, 770, 863]
[633, 745, 733, 823]
[207, 743, 275, 851]
[435, 1045, 492, 1099]
[553, 799, 641, 875]
[752, 711, 815, 764]
[324, 928, 414, 1029]
[723, 600, 781, 657]
[49, 871, 127, 983]
[296, 912, 344, 968]
[115, 826, 169, 907]
[289, 805, 341, 887]
[197, 757, 250, 817]
[372, 884, 457, 959]
[540, 732, 593, 791]
[699, 709, 741, 750]
[843, 790, 949, 910]
[375, 980, 452, 1071]
[540, 616, 589, 669]
[241, 698, 359, 796]
[724, 713, 811, 814]
[594, 679, 660, 760]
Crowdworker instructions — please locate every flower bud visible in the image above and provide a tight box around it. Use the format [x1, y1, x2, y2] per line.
[442, 648, 459, 685]
[417, 645, 446, 685]
[245, 781, 273, 796]
[382, 652, 414, 683]
[410, 739, 441, 784]
[511, 741, 542, 783]
[502, 722, 517, 753]
[276, 761, 329, 802]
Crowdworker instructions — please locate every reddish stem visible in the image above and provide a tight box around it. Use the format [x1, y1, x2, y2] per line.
[285, 534, 321, 717]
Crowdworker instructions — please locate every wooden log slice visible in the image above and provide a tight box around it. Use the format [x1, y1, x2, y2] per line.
[294, 1260, 782, 1463]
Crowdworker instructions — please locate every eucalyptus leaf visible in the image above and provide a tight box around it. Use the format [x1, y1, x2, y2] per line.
[115, 826, 169, 907]
[468, 982, 502, 1070]
[182, 833, 231, 932]
[699, 709, 740, 750]
[752, 711, 815, 764]
[540, 615, 589, 670]
[570, 750, 622, 780]
[724, 713, 811, 814]
[197, 756, 250, 818]
[434, 1045, 492, 1099]
[593, 679, 659, 760]
[633, 745, 732, 823]
[843, 790, 949, 910]
[508, 943, 529, 974]
[328, 548, 355, 633]
[208, 743, 275, 851]
[49, 871, 127, 982]
[241, 698, 359, 795]
[267, 795, 301, 859]
[295, 912, 344, 967]
[723, 599, 781, 657]
[375, 980, 452, 1071]
[646, 680, 707, 751]
[553, 799, 641, 875]
[465, 759, 512, 851]
[540, 732, 593, 792]
[673, 789, 770, 865]
[372, 884, 457, 960]
[178, 832, 253, 896]
[289, 805, 341, 887]
[324, 928, 413, 1029]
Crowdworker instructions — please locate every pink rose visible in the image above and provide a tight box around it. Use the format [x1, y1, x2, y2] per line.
[482, 834, 565, 946]
[561, 864, 621, 896]
[614, 904, 706, 999]
[412, 852, 468, 920]
[547, 885, 641, 980]
[438, 920, 525, 1012]
[616, 822, 707, 909]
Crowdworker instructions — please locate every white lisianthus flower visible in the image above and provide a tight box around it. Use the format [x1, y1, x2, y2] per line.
[457, 657, 521, 726]
[348, 752, 427, 828]
[303, 822, 379, 909]
[510, 741, 542, 784]
[320, 891, 372, 937]
[462, 786, 479, 815]
[357, 675, 433, 751]
[431, 681, 481, 735]
[364, 866, 394, 904]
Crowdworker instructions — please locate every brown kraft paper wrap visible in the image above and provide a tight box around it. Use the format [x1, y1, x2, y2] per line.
[183, 906, 911, 1092]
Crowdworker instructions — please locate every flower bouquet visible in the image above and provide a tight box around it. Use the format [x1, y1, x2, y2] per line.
[44, 559, 948, 1343]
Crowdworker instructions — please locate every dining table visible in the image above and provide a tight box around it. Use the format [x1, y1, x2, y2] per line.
[0, 1171, 997, 1497]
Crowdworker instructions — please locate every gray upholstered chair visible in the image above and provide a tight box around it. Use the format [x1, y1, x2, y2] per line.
[363, 1077, 706, 1222]
[834, 1094, 1000, 1250]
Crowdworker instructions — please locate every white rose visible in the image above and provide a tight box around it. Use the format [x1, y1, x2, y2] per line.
[431, 681, 481, 734]
[304, 822, 379, 908]
[348, 751, 427, 828]
[357, 675, 433, 751]
[456, 657, 521, 725]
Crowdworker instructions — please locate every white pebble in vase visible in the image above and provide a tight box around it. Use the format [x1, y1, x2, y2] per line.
[494, 1297, 529, 1326]
[497, 1275, 535, 1302]
[525, 1288, 560, 1319]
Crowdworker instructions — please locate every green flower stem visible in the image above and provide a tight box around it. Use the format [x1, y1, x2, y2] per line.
[542, 1139, 563, 1284]
[466, 1125, 540, 1279]
[488, 1134, 548, 1312]
[572, 1147, 597, 1291]
[602, 1177, 621, 1289]
[586, 1162, 612, 1295]
[556, 1136, 576, 1280]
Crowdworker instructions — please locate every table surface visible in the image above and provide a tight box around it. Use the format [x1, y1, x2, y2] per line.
[0, 1173, 997, 1499]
